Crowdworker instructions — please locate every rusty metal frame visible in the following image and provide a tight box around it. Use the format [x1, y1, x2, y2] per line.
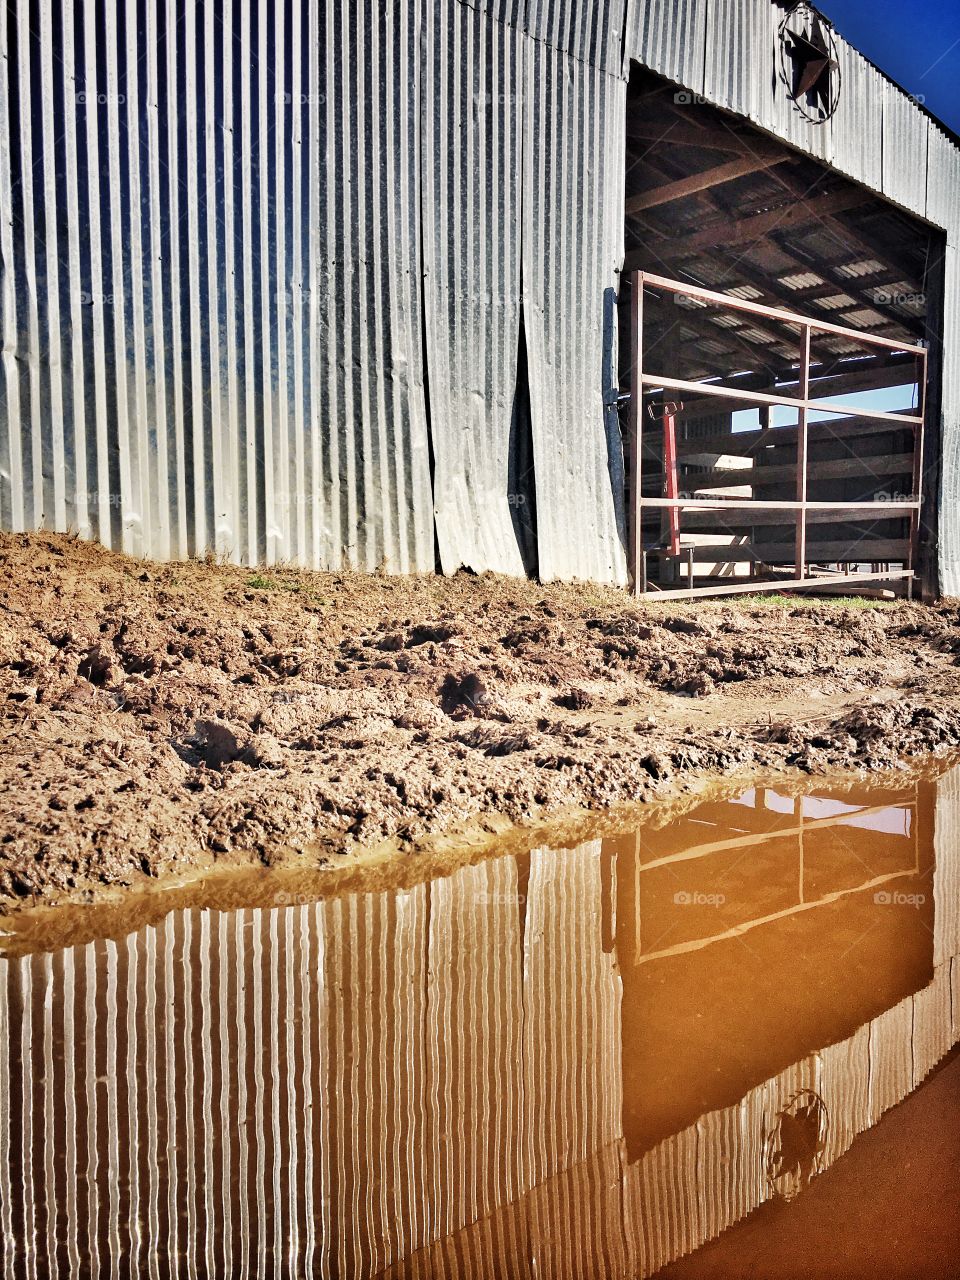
[628, 270, 928, 600]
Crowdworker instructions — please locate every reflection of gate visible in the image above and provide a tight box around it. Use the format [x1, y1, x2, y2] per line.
[626, 785, 921, 964]
[627, 271, 928, 599]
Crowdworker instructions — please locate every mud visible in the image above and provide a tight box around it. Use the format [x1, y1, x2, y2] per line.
[3, 531, 960, 913]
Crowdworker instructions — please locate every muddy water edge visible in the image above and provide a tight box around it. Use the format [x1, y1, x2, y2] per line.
[1, 757, 959, 1277]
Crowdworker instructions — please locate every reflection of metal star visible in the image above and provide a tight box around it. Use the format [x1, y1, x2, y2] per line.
[786, 15, 838, 107]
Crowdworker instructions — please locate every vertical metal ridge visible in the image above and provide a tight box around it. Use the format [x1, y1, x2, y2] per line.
[522, 38, 628, 583]
[13, 0, 41, 537]
[940, 242, 960, 595]
[104, 941, 122, 1276]
[40, 955, 57, 1277]
[37, 1, 65, 534]
[622, 0, 707, 92]
[123, 0, 151, 556]
[255, 0, 276, 566]
[0, 0, 23, 532]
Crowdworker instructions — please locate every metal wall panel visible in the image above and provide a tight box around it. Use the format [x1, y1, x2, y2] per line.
[525, 0, 626, 74]
[316, 0, 436, 573]
[700, 0, 833, 163]
[881, 76, 930, 217]
[522, 38, 628, 583]
[925, 122, 960, 233]
[422, 0, 529, 575]
[829, 35, 885, 193]
[0, 0, 434, 574]
[939, 242, 960, 596]
[2, 0, 959, 592]
[622, 0, 708, 91]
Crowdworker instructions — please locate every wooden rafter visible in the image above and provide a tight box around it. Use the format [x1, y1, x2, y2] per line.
[624, 187, 875, 268]
[625, 155, 789, 215]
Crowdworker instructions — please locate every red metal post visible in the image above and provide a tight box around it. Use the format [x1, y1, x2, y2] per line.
[661, 404, 681, 557]
[629, 272, 644, 595]
[909, 347, 928, 594]
[795, 325, 811, 577]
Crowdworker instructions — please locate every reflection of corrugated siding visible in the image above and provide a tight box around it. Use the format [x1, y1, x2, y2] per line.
[867, 996, 915, 1125]
[0, 936, 956, 1279]
[818, 1022, 871, 1167]
[624, 1125, 702, 1275]
[426, 859, 527, 1232]
[696, 1100, 762, 1252]
[523, 843, 624, 1176]
[933, 761, 960, 966]
[912, 964, 953, 1088]
[0, 841, 625, 1278]
[522, 40, 628, 583]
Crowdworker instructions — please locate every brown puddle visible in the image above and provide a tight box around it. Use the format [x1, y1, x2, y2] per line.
[1, 765, 958, 1277]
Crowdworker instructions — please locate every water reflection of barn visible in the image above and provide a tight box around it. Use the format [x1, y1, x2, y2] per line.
[0, 770, 958, 1276]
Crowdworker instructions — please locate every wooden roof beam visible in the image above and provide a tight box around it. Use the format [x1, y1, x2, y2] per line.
[624, 120, 756, 152]
[625, 155, 789, 214]
[624, 187, 875, 267]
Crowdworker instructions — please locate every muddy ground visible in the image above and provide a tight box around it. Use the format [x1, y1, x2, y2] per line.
[2, 531, 960, 914]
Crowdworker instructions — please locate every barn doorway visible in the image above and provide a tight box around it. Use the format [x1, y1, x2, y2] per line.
[620, 65, 944, 600]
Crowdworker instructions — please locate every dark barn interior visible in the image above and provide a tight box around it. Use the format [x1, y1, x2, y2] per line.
[619, 67, 944, 599]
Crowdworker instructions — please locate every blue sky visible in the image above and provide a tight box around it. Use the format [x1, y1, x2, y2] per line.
[822, 0, 960, 133]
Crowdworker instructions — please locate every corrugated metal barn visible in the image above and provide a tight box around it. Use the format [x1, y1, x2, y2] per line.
[1, 1, 958, 595]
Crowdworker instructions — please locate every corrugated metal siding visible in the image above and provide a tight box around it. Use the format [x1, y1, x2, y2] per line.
[925, 123, 960, 233]
[422, 0, 528, 575]
[317, 0, 436, 573]
[522, 38, 628, 583]
[826, 35, 884, 191]
[0, 0, 434, 574]
[526, 0, 626, 73]
[881, 76, 930, 216]
[699, 0, 834, 163]
[1, 0, 959, 592]
[622, 0, 708, 91]
[940, 242, 960, 595]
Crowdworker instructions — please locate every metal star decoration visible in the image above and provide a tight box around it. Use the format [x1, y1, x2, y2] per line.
[784, 9, 839, 115]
